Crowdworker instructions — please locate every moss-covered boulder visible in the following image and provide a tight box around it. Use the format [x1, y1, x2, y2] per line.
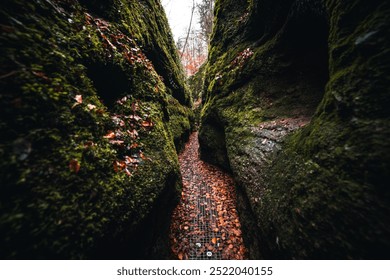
[199, 0, 390, 259]
[0, 0, 192, 259]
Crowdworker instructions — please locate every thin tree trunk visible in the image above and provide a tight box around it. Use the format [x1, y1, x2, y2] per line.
[180, 0, 195, 58]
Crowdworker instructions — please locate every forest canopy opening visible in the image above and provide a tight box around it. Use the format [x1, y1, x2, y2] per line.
[162, 0, 215, 76]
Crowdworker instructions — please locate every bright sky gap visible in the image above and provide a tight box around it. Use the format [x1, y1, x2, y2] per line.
[161, 0, 203, 43]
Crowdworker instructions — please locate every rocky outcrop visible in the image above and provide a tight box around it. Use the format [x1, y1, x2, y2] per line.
[199, 0, 390, 259]
[0, 0, 192, 259]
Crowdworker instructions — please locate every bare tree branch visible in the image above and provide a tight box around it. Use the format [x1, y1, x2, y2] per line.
[180, 0, 195, 58]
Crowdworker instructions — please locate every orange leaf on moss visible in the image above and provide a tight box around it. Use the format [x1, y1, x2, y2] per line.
[103, 131, 115, 139]
[74, 95, 83, 104]
[113, 160, 126, 172]
[69, 159, 80, 173]
[141, 120, 153, 127]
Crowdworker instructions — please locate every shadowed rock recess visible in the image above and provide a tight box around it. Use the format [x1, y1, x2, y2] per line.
[0, 0, 193, 259]
[199, 0, 390, 259]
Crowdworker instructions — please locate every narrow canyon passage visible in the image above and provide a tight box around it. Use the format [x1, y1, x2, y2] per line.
[170, 132, 247, 260]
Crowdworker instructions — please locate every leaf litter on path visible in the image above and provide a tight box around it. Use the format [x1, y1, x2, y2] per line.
[170, 132, 247, 260]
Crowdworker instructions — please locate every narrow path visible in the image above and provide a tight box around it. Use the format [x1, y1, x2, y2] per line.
[170, 132, 247, 260]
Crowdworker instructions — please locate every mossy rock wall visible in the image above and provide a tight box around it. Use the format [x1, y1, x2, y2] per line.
[0, 0, 192, 259]
[199, 0, 390, 259]
[188, 63, 207, 127]
[79, 0, 192, 107]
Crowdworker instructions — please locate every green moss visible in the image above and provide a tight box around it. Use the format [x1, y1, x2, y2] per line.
[166, 96, 194, 152]
[199, 0, 390, 259]
[0, 0, 191, 259]
[187, 63, 207, 126]
[188, 63, 206, 102]
[97, 0, 192, 107]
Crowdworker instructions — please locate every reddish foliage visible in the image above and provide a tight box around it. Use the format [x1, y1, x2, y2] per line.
[170, 132, 247, 260]
[180, 51, 207, 76]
